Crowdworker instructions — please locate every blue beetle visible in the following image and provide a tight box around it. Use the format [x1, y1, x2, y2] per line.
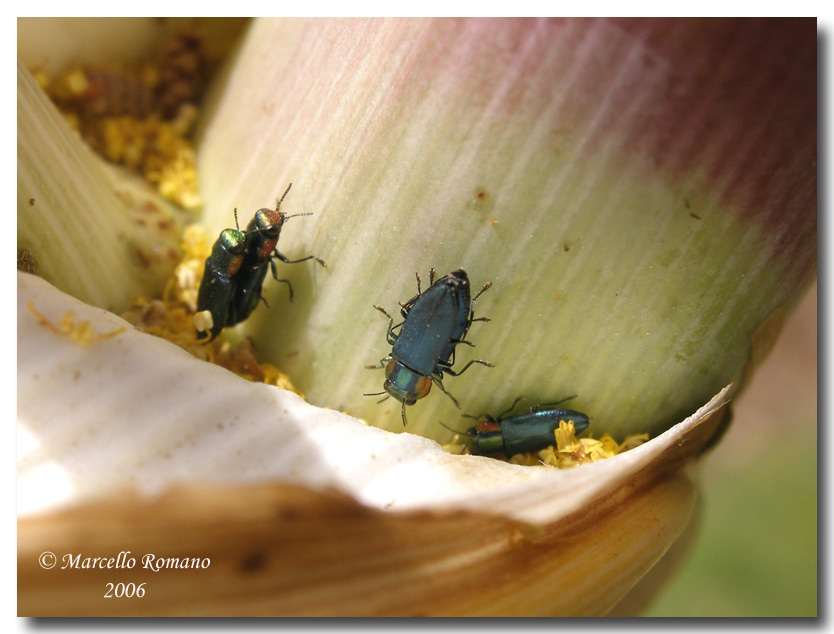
[451, 396, 590, 457]
[195, 227, 248, 341]
[366, 269, 493, 425]
[229, 183, 326, 328]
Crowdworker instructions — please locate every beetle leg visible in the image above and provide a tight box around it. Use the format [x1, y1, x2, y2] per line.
[398, 295, 419, 319]
[469, 281, 492, 322]
[273, 278, 294, 301]
[373, 304, 395, 320]
[373, 305, 400, 345]
[443, 358, 494, 377]
[365, 356, 391, 370]
[273, 249, 326, 268]
[264, 256, 294, 301]
[432, 377, 461, 409]
[471, 281, 492, 304]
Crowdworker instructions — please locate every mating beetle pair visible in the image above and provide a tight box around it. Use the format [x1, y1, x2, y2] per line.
[196, 183, 325, 341]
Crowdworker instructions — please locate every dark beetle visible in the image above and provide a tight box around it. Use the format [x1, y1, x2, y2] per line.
[457, 396, 590, 457]
[366, 269, 493, 425]
[229, 183, 326, 327]
[195, 228, 247, 341]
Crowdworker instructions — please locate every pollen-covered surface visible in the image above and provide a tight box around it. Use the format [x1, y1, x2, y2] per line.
[36, 31, 206, 210]
[18, 271, 731, 525]
[26, 301, 125, 346]
[445, 420, 650, 467]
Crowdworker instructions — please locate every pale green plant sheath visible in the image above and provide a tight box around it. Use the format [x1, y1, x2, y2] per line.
[17, 58, 184, 311]
[197, 18, 815, 439]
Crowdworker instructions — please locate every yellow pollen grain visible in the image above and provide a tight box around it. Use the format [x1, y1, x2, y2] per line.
[120, 226, 304, 397]
[27, 302, 125, 346]
[444, 419, 649, 469]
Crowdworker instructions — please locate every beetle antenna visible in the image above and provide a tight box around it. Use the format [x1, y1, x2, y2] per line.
[283, 212, 314, 221]
[437, 420, 467, 435]
[496, 395, 524, 420]
[233, 208, 240, 230]
[534, 394, 578, 410]
[276, 183, 292, 211]
[401, 400, 408, 427]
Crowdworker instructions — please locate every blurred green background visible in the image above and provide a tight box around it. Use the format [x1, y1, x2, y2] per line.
[643, 283, 817, 617]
